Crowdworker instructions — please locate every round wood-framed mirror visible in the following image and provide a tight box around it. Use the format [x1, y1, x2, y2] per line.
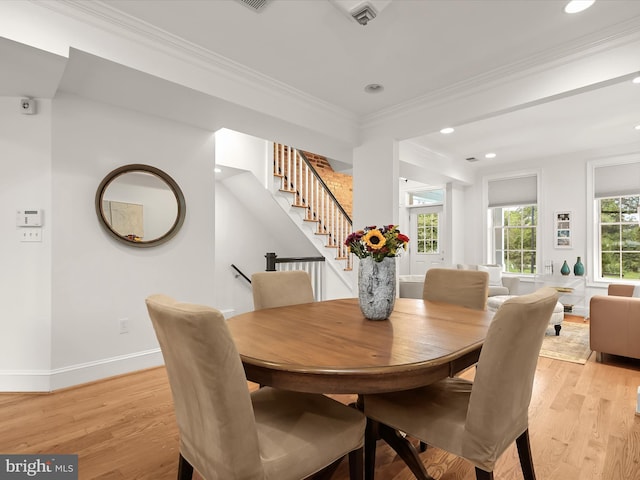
[95, 164, 186, 247]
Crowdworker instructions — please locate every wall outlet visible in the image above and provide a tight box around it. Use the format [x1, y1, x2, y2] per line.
[19, 228, 42, 242]
[119, 318, 130, 334]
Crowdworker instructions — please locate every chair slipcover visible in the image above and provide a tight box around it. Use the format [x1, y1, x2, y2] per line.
[146, 294, 365, 480]
[364, 287, 558, 477]
[252, 270, 315, 310]
[422, 268, 489, 311]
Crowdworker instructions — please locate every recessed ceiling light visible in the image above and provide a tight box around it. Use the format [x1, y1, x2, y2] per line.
[633, 76, 640, 84]
[485, 153, 497, 159]
[364, 83, 384, 94]
[564, 0, 595, 13]
[440, 127, 455, 134]
[214, 167, 222, 173]
[635, 124, 640, 131]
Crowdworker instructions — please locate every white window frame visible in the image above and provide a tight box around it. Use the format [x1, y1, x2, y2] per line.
[587, 156, 640, 285]
[482, 170, 542, 274]
[489, 204, 538, 275]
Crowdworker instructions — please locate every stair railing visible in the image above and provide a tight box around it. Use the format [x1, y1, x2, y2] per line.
[265, 252, 326, 301]
[273, 144, 353, 270]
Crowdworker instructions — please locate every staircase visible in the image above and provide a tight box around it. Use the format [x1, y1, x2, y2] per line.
[272, 144, 354, 272]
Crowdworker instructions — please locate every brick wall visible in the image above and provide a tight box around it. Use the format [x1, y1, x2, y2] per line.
[303, 151, 353, 219]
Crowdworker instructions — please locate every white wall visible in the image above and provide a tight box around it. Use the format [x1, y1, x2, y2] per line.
[48, 92, 216, 389]
[462, 149, 640, 306]
[0, 97, 53, 390]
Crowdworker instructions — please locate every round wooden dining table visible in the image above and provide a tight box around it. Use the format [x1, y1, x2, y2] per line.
[227, 297, 493, 395]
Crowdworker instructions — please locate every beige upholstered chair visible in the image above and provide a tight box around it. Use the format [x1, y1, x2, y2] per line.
[146, 295, 365, 480]
[252, 270, 315, 310]
[363, 287, 558, 480]
[422, 268, 490, 311]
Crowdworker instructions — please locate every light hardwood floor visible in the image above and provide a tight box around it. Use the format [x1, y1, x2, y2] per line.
[2, 327, 640, 479]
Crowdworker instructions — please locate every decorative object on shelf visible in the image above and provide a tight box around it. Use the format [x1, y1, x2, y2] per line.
[560, 260, 571, 276]
[345, 225, 409, 320]
[573, 256, 584, 276]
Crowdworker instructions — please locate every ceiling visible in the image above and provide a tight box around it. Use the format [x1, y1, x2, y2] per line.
[101, 0, 640, 166]
[2, 0, 640, 168]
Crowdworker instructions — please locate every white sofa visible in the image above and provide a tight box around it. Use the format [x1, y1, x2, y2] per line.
[399, 265, 520, 299]
[456, 264, 520, 297]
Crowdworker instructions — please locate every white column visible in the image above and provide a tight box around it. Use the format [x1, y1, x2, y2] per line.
[352, 137, 400, 229]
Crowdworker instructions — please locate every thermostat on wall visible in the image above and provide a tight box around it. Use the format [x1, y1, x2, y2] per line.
[16, 209, 43, 227]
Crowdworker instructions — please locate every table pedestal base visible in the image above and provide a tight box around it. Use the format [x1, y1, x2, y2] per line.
[365, 416, 435, 480]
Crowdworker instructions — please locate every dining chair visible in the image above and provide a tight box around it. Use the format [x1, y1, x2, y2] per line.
[422, 268, 489, 311]
[145, 294, 365, 480]
[362, 287, 558, 480]
[252, 270, 315, 310]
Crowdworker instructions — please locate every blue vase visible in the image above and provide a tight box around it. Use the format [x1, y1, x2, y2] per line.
[560, 260, 570, 276]
[574, 257, 584, 276]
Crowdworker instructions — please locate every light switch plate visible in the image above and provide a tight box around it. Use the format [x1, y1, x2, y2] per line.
[19, 228, 42, 242]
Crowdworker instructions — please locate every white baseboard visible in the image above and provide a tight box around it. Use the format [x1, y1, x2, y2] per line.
[0, 371, 52, 392]
[0, 348, 164, 392]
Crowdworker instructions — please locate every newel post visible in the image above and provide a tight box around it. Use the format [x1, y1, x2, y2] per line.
[265, 252, 277, 271]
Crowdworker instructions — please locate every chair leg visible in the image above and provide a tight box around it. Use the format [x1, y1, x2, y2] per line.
[310, 457, 343, 480]
[515, 429, 537, 480]
[419, 441, 428, 452]
[177, 454, 194, 480]
[364, 418, 378, 480]
[475, 467, 494, 480]
[349, 447, 364, 480]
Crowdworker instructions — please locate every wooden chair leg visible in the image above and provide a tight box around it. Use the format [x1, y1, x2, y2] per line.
[515, 429, 537, 480]
[349, 446, 364, 480]
[475, 467, 494, 480]
[310, 457, 343, 480]
[177, 454, 193, 480]
[364, 418, 378, 480]
[419, 441, 428, 452]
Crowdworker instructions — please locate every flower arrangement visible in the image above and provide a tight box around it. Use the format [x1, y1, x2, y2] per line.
[345, 225, 410, 262]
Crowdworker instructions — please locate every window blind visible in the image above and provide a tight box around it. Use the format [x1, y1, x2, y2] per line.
[594, 162, 640, 198]
[488, 175, 537, 208]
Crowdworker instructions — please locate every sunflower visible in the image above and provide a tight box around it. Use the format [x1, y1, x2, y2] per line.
[363, 229, 386, 250]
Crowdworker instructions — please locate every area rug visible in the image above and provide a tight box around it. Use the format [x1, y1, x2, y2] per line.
[539, 321, 592, 364]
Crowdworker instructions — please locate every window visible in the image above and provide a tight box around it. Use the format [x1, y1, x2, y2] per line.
[591, 160, 640, 281]
[416, 212, 439, 253]
[491, 205, 537, 274]
[407, 188, 444, 206]
[486, 173, 539, 274]
[599, 195, 640, 279]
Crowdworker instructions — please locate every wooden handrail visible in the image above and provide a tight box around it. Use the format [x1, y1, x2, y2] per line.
[273, 144, 353, 270]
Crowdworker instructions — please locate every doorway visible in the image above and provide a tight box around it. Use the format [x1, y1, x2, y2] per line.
[409, 205, 445, 277]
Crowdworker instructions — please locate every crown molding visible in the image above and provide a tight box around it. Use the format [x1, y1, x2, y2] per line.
[36, 0, 358, 125]
[362, 15, 640, 130]
[28, 1, 640, 137]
